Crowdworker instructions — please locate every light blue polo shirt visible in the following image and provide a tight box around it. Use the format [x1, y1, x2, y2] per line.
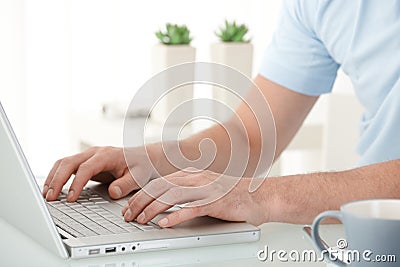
[260, 0, 400, 166]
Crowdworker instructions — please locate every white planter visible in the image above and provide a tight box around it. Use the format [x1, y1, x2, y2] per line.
[210, 42, 253, 77]
[150, 44, 196, 125]
[210, 42, 253, 121]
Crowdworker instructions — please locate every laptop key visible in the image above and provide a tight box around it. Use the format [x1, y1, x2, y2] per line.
[91, 227, 112, 235]
[139, 225, 157, 231]
[93, 200, 109, 204]
[124, 226, 142, 232]
[47, 189, 146, 236]
[54, 219, 84, 238]
[89, 197, 103, 201]
[78, 201, 92, 206]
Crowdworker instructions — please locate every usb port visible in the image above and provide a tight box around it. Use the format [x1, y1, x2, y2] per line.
[88, 248, 100, 255]
[105, 247, 116, 253]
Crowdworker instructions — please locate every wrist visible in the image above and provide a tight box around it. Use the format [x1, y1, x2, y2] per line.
[238, 177, 274, 225]
[250, 177, 280, 224]
[257, 174, 318, 224]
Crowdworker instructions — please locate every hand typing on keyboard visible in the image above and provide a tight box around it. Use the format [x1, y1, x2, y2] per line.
[42, 128, 263, 229]
[121, 170, 264, 228]
[42, 146, 159, 202]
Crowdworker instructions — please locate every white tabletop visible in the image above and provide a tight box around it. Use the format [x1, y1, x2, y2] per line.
[0, 217, 344, 267]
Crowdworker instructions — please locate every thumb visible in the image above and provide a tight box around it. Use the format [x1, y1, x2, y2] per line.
[158, 204, 207, 228]
[108, 172, 139, 199]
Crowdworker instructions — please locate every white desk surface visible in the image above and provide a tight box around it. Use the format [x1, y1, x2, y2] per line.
[0, 217, 344, 267]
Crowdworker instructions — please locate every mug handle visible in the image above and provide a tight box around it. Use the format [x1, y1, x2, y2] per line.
[311, 211, 347, 266]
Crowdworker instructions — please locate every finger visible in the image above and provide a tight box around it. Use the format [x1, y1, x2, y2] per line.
[108, 172, 139, 199]
[122, 170, 203, 219]
[157, 205, 208, 228]
[123, 172, 208, 219]
[121, 189, 147, 215]
[135, 200, 173, 224]
[46, 152, 95, 201]
[123, 191, 156, 222]
[125, 171, 194, 206]
[43, 159, 62, 196]
[126, 176, 174, 206]
[67, 154, 115, 202]
[136, 187, 202, 224]
[123, 178, 173, 221]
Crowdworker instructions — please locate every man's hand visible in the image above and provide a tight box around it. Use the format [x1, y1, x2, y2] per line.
[121, 169, 268, 228]
[43, 146, 157, 202]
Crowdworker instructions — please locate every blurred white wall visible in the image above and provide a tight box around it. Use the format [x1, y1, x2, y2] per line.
[0, 0, 26, 145]
[1, 0, 358, 177]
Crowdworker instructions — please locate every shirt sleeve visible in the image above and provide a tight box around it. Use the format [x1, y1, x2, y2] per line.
[259, 0, 339, 96]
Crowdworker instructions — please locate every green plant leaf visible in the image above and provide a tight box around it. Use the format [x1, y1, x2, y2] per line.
[215, 20, 250, 43]
[155, 23, 193, 45]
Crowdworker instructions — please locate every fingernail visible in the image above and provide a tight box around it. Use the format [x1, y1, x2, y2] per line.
[122, 204, 129, 215]
[121, 206, 127, 215]
[137, 213, 145, 223]
[113, 186, 122, 198]
[67, 190, 74, 201]
[124, 209, 132, 221]
[43, 185, 49, 195]
[46, 188, 54, 199]
[158, 218, 168, 227]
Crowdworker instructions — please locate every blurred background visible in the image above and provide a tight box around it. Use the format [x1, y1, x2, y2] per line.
[0, 0, 361, 177]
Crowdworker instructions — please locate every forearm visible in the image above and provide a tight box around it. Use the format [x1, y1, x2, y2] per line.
[255, 159, 400, 224]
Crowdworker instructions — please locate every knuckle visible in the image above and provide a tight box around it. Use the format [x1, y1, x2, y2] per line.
[59, 157, 72, 166]
[169, 187, 182, 199]
[77, 162, 92, 174]
[170, 211, 181, 222]
[122, 176, 136, 187]
[144, 205, 157, 216]
[200, 172, 209, 180]
[48, 179, 61, 189]
[88, 146, 99, 152]
[192, 172, 206, 181]
[71, 175, 87, 187]
[175, 170, 186, 176]
[147, 179, 157, 188]
[79, 161, 90, 169]
[127, 195, 136, 205]
[99, 146, 114, 154]
[202, 169, 212, 175]
[100, 146, 121, 160]
[148, 178, 163, 189]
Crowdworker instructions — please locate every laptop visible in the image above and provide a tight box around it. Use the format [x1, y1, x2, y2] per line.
[0, 102, 260, 259]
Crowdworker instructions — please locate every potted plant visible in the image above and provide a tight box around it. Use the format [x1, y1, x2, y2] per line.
[212, 20, 253, 76]
[152, 23, 195, 72]
[210, 20, 253, 120]
[151, 24, 196, 125]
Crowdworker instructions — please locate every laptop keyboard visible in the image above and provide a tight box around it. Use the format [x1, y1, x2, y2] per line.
[46, 188, 156, 238]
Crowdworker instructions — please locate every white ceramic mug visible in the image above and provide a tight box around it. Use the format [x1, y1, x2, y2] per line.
[312, 199, 400, 266]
